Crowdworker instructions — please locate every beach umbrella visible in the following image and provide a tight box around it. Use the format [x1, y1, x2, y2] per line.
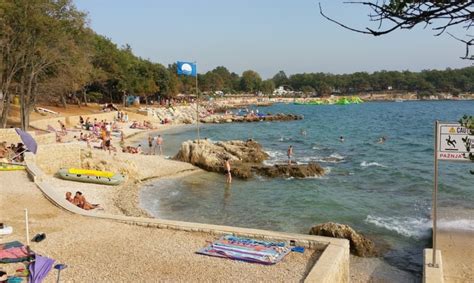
[28, 255, 55, 283]
[15, 128, 38, 154]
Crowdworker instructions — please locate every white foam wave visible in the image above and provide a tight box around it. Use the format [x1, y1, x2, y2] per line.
[329, 153, 344, 160]
[365, 215, 431, 239]
[360, 161, 386, 168]
[315, 153, 345, 163]
[264, 150, 285, 165]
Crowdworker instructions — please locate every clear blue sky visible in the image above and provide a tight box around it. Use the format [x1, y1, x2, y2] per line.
[75, 0, 470, 78]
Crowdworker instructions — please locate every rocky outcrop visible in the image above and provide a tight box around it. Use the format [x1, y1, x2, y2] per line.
[309, 222, 377, 257]
[174, 140, 267, 178]
[174, 140, 325, 179]
[257, 162, 324, 178]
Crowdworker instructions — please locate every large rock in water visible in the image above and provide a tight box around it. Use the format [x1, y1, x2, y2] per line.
[174, 139, 268, 178]
[309, 222, 377, 257]
[174, 139, 325, 179]
[256, 162, 324, 178]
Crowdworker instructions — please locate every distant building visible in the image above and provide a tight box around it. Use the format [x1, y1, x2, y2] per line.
[273, 86, 287, 96]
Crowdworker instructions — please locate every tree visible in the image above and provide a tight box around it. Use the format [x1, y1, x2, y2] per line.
[272, 70, 289, 87]
[301, 85, 316, 95]
[319, 1, 473, 60]
[211, 66, 233, 90]
[240, 70, 262, 93]
[0, 0, 89, 129]
[260, 79, 275, 95]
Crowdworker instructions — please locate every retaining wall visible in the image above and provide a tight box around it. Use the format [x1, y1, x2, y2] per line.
[34, 143, 82, 174]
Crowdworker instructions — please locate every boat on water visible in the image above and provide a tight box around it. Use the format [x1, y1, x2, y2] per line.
[57, 168, 125, 185]
[394, 98, 404, 102]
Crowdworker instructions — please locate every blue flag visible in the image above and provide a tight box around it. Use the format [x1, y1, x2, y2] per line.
[177, 61, 197, 77]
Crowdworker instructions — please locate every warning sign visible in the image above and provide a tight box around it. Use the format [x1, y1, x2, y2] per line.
[437, 123, 473, 161]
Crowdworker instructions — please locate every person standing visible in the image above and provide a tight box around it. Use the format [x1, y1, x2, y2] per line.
[148, 135, 154, 155]
[224, 157, 232, 184]
[104, 133, 112, 155]
[155, 134, 163, 156]
[287, 145, 293, 165]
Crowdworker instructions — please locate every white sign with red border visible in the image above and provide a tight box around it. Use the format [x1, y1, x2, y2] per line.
[437, 123, 473, 161]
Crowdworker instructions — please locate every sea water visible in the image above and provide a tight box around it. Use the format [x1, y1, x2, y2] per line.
[139, 101, 474, 276]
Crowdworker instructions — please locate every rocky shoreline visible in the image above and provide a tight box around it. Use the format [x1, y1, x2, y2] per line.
[200, 113, 303, 124]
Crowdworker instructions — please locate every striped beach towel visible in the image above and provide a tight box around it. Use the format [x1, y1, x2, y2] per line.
[197, 235, 290, 265]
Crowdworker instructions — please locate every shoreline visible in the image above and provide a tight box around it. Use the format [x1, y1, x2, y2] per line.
[3, 101, 474, 281]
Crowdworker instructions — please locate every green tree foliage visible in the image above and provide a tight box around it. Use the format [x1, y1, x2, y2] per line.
[240, 70, 262, 93]
[0, 0, 89, 129]
[274, 67, 474, 96]
[272, 71, 289, 87]
[260, 80, 275, 95]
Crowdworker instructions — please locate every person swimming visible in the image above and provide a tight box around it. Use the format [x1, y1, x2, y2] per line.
[339, 136, 344, 143]
[377, 136, 386, 144]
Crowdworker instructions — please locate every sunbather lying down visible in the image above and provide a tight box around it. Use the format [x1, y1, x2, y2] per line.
[66, 191, 100, 210]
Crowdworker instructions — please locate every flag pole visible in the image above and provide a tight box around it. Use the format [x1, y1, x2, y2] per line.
[195, 64, 200, 144]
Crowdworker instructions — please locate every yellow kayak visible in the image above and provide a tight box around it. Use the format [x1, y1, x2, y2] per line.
[0, 162, 26, 171]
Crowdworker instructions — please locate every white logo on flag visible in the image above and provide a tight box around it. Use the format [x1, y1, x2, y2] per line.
[181, 63, 192, 74]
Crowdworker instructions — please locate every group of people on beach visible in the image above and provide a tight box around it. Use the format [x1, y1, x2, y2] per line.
[76, 117, 123, 154]
[65, 191, 100, 210]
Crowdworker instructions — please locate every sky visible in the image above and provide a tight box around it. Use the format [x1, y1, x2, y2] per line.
[74, 0, 471, 78]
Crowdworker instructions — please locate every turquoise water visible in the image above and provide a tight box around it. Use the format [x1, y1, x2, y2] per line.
[139, 101, 474, 276]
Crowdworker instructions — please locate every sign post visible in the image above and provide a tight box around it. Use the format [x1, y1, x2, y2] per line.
[431, 121, 473, 267]
[432, 121, 439, 267]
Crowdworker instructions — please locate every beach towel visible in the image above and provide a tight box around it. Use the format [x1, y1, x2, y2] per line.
[0, 241, 23, 250]
[197, 235, 290, 265]
[0, 244, 30, 263]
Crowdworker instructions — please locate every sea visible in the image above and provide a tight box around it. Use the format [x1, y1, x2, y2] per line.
[138, 100, 474, 277]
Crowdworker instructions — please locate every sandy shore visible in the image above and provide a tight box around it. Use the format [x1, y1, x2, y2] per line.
[0, 171, 321, 282]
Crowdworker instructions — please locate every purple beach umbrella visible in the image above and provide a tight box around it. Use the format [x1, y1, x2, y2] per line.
[28, 255, 55, 283]
[15, 128, 38, 154]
